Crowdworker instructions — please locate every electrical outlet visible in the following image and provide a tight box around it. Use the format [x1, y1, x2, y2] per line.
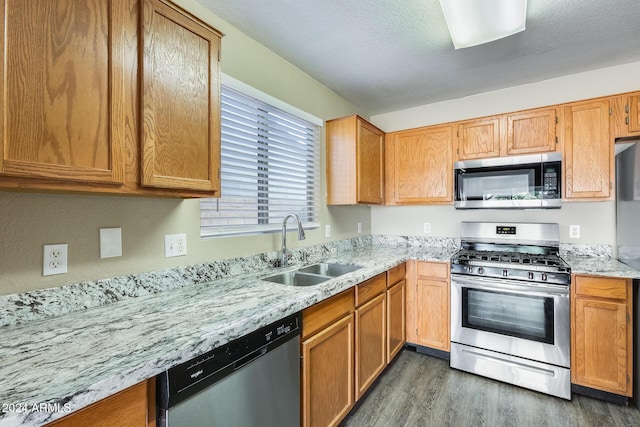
[43, 244, 68, 276]
[569, 225, 580, 239]
[165, 233, 187, 257]
[357, 222, 362, 234]
[325, 225, 331, 238]
[423, 223, 431, 234]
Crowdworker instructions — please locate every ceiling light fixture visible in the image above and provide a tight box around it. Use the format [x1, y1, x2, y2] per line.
[439, 0, 527, 49]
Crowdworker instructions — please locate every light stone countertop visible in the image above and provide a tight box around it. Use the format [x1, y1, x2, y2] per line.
[0, 243, 454, 426]
[0, 237, 637, 427]
[562, 255, 640, 278]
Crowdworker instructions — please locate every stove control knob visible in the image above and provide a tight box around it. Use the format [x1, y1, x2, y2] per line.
[478, 267, 485, 275]
[502, 269, 508, 277]
[541, 273, 548, 281]
[528, 272, 534, 280]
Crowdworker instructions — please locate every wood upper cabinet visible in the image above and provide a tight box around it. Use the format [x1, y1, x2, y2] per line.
[612, 92, 640, 138]
[0, 0, 131, 185]
[386, 263, 406, 363]
[406, 260, 450, 352]
[46, 379, 154, 426]
[571, 275, 633, 396]
[505, 108, 558, 155]
[631, 94, 640, 133]
[326, 115, 384, 205]
[141, 0, 221, 193]
[455, 117, 501, 160]
[301, 290, 355, 427]
[563, 98, 613, 200]
[385, 125, 453, 205]
[0, 0, 222, 197]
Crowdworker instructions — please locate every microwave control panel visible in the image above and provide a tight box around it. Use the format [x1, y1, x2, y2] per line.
[543, 168, 558, 192]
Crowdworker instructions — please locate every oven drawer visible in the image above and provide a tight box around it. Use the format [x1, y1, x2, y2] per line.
[451, 343, 571, 399]
[574, 276, 628, 300]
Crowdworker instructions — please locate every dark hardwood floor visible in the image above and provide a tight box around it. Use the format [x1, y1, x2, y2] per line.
[342, 348, 640, 427]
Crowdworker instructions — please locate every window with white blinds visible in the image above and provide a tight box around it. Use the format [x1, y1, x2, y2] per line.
[200, 84, 321, 237]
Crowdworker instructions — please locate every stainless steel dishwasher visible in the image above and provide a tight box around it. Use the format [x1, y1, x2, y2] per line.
[156, 312, 301, 427]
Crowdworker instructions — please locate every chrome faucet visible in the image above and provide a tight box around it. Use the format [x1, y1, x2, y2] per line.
[281, 213, 306, 266]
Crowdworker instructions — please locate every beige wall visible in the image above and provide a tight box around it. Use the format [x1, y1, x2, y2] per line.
[370, 202, 616, 244]
[370, 61, 640, 245]
[0, 0, 370, 296]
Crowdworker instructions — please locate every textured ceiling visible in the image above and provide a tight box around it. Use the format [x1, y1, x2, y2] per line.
[197, 0, 640, 115]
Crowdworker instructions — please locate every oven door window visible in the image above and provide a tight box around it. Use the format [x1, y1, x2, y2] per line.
[462, 288, 554, 344]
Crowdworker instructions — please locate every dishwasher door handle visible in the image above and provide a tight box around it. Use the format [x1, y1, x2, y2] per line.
[234, 345, 268, 371]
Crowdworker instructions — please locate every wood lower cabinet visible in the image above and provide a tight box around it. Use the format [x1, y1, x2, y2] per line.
[386, 265, 406, 362]
[302, 290, 355, 427]
[354, 273, 387, 400]
[46, 379, 154, 426]
[326, 115, 384, 205]
[407, 260, 450, 352]
[355, 292, 386, 400]
[385, 125, 453, 204]
[571, 275, 633, 396]
[505, 108, 558, 155]
[0, 0, 222, 198]
[563, 99, 613, 200]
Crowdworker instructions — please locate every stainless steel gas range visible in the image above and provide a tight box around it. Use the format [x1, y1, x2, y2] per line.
[450, 222, 572, 399]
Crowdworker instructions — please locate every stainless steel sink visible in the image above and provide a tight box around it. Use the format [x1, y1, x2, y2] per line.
[297, 263, 362, 277]
[262, 263, 362, 286]
[261, 271, 331, 286]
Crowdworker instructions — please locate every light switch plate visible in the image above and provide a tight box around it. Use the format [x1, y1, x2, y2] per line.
[325, 225, 331, 238]
[100, 227, 122, 258]
[357, 222, 362, 234]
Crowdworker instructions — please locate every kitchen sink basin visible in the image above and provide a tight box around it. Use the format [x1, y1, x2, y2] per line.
[297, 263, 362, 277]
[262, 263, 361, 286]
[262, 271, 331, 286]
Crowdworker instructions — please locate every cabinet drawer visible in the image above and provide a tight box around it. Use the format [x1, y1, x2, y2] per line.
[356, 273, 387, 307]
[387, 263, 406, 287]
[574, 275, 629, 300]
[416, 261, 449, 279]
[302, 289, 355, 340]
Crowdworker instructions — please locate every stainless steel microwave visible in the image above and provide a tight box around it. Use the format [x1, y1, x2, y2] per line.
[454, 153, 562, 209]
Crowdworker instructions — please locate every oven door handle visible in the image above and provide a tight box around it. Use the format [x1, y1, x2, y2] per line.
[451, 275, 569, 297]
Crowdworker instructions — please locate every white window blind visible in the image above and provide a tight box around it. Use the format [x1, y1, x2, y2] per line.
[200, 85, 321, 237]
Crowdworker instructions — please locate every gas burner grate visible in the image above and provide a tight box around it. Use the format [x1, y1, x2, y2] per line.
[453, 250, 567, 268]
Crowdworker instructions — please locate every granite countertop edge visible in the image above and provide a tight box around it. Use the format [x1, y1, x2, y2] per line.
[1, 243, 638, 426]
